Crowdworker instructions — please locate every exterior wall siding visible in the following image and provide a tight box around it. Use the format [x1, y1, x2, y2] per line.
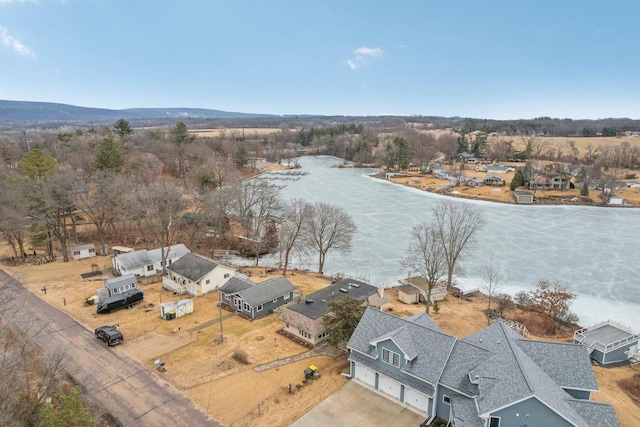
[603, 343, 638, 364]
[564, 389, 591, 400]
[491, 397, 573, 427]
[435, 385, 459, 421]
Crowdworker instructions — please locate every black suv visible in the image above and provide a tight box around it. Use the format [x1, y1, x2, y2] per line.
[94, 325, 123, 346]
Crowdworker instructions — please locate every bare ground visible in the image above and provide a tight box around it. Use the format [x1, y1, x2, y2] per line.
[2, 254, 638, 427]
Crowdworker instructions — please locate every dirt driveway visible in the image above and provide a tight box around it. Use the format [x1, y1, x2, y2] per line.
[290, 380, 426, 427]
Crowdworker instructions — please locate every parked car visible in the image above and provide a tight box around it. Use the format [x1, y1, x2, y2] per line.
[96, 289, 144, 314]
[94, 325, 123, 346]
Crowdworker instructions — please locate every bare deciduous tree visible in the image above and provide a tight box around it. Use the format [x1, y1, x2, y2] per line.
[305, 202, 357, 275]
[432, 201, 484, 288]
[278, 198, 313, 276]
[481, 255, 506, 323]
[127, 180, 186, 274]
[402, 223, 447, 314]
[75, 171, 126, 256]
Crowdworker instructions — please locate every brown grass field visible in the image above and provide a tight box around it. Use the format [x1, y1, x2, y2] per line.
[189, 128, 294, 138]
[2, 251, 638, 427]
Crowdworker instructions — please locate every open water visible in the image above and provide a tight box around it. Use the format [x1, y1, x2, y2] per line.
[250, 155, 640, 331]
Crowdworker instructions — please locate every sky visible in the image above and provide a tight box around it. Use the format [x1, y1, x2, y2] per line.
[1, 0, 639, 120]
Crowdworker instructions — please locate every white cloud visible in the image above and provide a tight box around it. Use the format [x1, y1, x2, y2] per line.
[0, 26, 36, 58]
[354, 47, 383, 57]
[347, 46, 383, 69]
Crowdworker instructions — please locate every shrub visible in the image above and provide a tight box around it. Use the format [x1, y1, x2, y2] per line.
[232, 349, 250, 365]
[494, 293, 514, 311]
[514, 291, 531, 307]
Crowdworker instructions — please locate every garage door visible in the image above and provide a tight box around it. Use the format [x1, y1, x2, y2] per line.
[378, 374, 402, 400]
[404, 387, 430, 414]
[354, 364, 376, 387]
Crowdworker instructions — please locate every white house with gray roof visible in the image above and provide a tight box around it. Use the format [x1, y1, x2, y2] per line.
[219, 276, 295, 319]
[112, 244, 191, 277]
[163, 252, 235, 296]
[347, 308, 619, 427]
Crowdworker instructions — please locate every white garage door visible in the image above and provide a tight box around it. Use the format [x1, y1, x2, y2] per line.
[404, 387, 430, 414]
[378, 374, 402, 400]
[354, 364, 376, 387]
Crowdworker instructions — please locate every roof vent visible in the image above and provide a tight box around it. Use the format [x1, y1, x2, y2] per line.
[305, 299, 314, 304]
[350, 283, 360, 288]
[339, 288, 349, 293]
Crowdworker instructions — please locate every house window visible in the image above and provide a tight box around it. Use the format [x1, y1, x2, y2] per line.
[489, 417, 500, 427]
[443, 395, 451, 405]
[284, 293, 291, 300]
[382, 348, 400, 367]
[225, 294, 230, 300]
[298, 329, 310, 339]
[257, 304, 263, 311]
[73, 251, 80, 256]
[206, 279, 210, 285]
[273, 298, 278, 303]
[318, 332, 327, 339]
[146, 265, 153, 271]
[89, 248, 95, 253]
[224, 273, 230, 278]
[243, 302, 250, 311]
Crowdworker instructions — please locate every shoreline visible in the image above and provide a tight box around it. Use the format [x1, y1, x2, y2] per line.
[372, 171, 640, 208]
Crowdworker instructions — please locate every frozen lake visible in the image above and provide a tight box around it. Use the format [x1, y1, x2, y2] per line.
[253, 155, 640, 331]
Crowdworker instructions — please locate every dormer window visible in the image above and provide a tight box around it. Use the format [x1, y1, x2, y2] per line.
[382, 348, 400, 368]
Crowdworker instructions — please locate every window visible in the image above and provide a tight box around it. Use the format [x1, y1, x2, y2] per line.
[73, 251, 80, 256]
[224, 273, 230, 278]
[257, 304, 263, 311]
[318, 332, 327, 339]
[206, 279, 210, 285]
[225, 294, 230, 300]
[89, 248, 95, 253]
[443, 395, 451, 405]
[146, 265, 154, 271]
[284, 293, 291, 300]
[489, 417, 500, 427]
[298, 329, 311, 339]
[382, 348, 400, 367]
[243, 302, 250, 311]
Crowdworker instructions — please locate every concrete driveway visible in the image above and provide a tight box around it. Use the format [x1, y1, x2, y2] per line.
[290, 380, 427, 427]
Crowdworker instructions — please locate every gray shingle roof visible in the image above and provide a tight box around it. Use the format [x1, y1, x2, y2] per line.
[166, 253, 221, 282]
[348, 307, 456, 387]
[466, 323, 592, 426]
[219, 276, 255, 294]
[147, 244, 190, 264]
[236, 276, 295, 307]
[350, 316, 618, 427]
[518, 340, 598, 391]
[115, 249, 155, 269]
[567, 400, 620, 427]
[451, 396, 483, 427]
[105, 274, 137, 290]
[287, 278, 378, 320]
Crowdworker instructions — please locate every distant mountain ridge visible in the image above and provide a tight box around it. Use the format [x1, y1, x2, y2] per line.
[0, 100, 272, 123]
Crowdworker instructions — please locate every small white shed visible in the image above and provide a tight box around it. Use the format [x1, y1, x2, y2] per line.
[159, 299, 194, 320]
[71, 243, 96, 260]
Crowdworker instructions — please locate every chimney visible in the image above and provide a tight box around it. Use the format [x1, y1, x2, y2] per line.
[377, 287, 384, 299]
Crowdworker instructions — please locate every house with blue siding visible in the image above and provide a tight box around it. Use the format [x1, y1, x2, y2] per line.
[574, 320, 639, 365]
[347, 308, 619, 427]
[219, 276, 295, 319]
